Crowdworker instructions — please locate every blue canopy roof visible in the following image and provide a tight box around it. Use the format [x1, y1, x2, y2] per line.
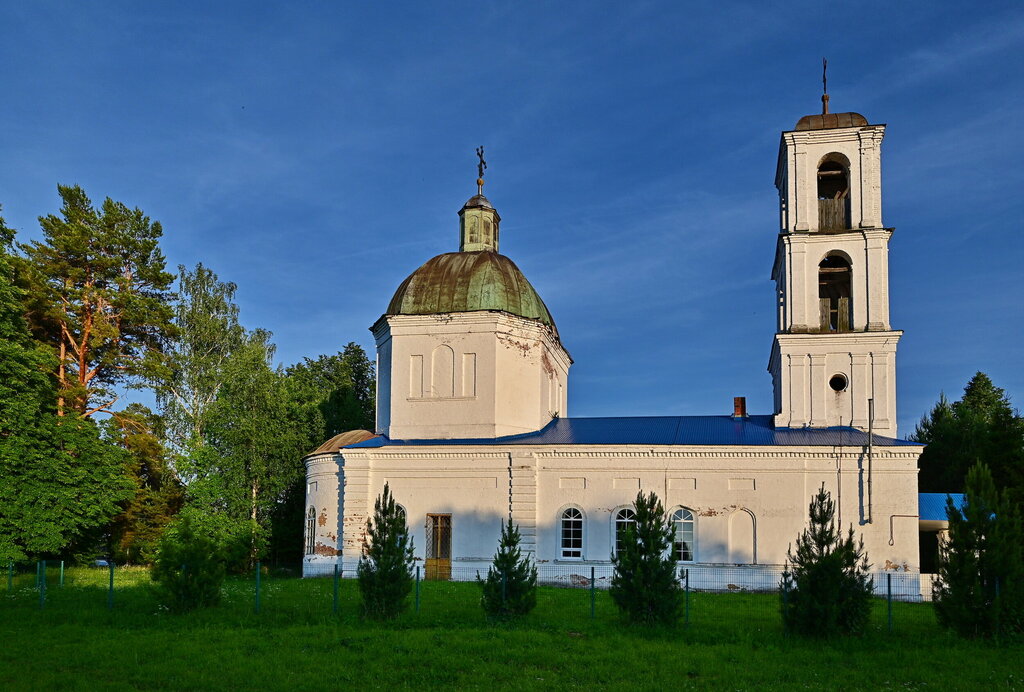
[348, 415, 922, 448]
[919, 493, 966, 521]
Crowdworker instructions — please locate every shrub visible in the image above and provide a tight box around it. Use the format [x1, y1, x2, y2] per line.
[780, 484, 872, 636]
[934, 462, 1024, 638]
[609, 491, 681, 625]
[479, 518, 537, 617]
[357, 483, 414, 619]
[150, 514, 227, 612]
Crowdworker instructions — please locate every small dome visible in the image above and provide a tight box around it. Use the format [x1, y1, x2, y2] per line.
[795, 112, 869, 131]
[308, 429, 376, 455]
[387, 250, 558, 335]
[462, 193, 493, 209]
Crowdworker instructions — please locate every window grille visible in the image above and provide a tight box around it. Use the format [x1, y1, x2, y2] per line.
[305, 507, 316, 555]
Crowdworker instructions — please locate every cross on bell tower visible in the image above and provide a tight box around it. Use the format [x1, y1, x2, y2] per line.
[768, 82, 902, 437]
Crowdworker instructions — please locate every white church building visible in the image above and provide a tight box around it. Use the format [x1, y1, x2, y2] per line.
[303, 103, 930, 589]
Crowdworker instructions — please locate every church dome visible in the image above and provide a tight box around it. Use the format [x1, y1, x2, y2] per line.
[307, 429, 377, 456]
[794, 112, 869, 131]
[387, 250, 558, 335]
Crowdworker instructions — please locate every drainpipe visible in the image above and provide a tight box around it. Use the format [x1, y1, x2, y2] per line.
[836, 416, 843, 527]
[507, 452, 514, 523]
[867, 399, 874, 524]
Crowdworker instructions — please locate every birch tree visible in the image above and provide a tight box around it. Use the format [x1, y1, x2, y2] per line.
[158, 263, 245, 455]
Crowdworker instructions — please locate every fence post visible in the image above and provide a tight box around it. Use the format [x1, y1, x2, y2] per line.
[684, 568, 690, 628]
[415, 566, 420, 613]
[782, 581, 788, 637]
[886, 573, 893, 633]
[995, 577, 1001, 639]
[590, 566, 596, 620]
[255, 561, 261, 614]
[35, 560, 41, 589]
[107, 562, 114, 610]
[6, 561, 11, 592]
[333, 564, 339, 615]
[39, 559, 46, 610]
[59, 560, 64, 587]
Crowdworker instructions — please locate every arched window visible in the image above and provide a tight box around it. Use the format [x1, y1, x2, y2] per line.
[817, 156, 850, 231]
[560, 507, 583, 559]
[396, 504, 407, 525]
[819, 254, 852, 332]
[671, 508, 695, 562]
[305, 507, 316, 556]
[614, 508, 637, 555]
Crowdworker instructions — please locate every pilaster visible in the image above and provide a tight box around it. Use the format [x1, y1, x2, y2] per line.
[510, 454, 538, 557]
[808, 353, 828, 426]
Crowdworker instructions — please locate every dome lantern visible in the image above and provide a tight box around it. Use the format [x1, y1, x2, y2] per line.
[459, 146, 500, 252]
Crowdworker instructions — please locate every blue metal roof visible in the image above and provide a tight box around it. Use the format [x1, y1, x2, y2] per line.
[347, 415, 922, 448]
[919, 493, 966, 521]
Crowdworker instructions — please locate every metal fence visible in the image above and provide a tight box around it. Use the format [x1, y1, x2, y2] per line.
[4, 558, 930, 633]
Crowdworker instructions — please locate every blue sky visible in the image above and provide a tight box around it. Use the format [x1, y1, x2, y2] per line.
[2, 1, 1022, 437]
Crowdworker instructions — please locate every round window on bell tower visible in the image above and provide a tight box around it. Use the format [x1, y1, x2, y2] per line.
[829, 374, 848, 392]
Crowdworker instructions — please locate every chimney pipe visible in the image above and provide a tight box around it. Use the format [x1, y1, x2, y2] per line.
[733, 396, 747, 418]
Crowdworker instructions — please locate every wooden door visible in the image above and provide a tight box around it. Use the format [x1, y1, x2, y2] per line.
[425, 514, 452, 580]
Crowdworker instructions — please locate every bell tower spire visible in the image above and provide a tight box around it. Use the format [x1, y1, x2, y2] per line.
[459, 146, 501, 253]
[768, 91, 902, 438]
[821, 58, 830, 115]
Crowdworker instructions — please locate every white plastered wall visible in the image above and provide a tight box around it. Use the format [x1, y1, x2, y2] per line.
[326, 442, 921, 578]
[373, 312, 571, 440]
[769, 331, 901, 436]
[778, 125, 885, 235]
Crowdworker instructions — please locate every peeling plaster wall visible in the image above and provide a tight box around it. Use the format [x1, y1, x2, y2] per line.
[302, 452, 344, 573]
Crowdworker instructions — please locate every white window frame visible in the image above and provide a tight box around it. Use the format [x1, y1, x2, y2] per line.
[671, 507, 696, 562]
[559, 506, 584, 559]
[613, 507, 637, 556]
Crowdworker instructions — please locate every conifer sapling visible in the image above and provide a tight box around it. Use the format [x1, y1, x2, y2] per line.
[479, 517, 537, 617]
[609, 491, 682, 625]
[357, 483, 414, 619]
[780, 484, 872, 636]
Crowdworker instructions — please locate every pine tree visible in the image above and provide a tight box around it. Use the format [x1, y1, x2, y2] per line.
[357, 483, 414, 619]
[479, 518, 537, 617]
[780, 484, 873, 636]
[0, 209, 133, 562]
[933, 462, 1024, 638]
[609, 491, 681, 625]
[914, 373, 1024, 501]
[21, 185, 175, 417]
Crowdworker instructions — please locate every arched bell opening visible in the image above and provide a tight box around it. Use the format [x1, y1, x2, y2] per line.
[817, 155, 851, 231]
[819, 254, 852, 332]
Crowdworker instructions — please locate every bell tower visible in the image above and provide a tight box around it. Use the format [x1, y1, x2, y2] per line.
[768, 79, 902, 437]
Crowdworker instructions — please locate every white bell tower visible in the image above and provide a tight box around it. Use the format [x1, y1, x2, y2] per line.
[768, 85, 902, 437]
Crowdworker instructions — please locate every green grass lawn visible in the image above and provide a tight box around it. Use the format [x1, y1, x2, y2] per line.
[1, 566, 1020, 690]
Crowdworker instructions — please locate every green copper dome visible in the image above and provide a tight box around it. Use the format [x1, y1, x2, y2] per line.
[387, 250, 558, 335]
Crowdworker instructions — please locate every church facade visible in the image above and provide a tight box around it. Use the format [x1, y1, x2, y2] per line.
[303, 105, 925, 588]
